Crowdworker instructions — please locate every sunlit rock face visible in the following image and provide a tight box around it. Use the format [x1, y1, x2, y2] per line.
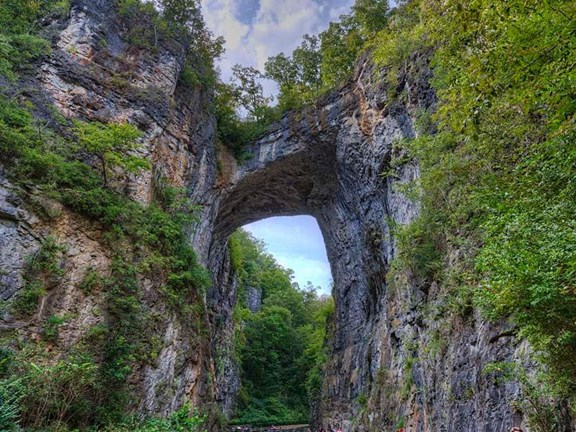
[0, 1, 552, 430]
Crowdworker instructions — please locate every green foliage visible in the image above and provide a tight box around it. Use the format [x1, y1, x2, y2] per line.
[376, 0, 576, 402]
[79, 267, 103, 294]
[216, 0, 392, 158]
[372, 2, 424, 88]
[389, 209, 443, 283]
[319, 19, 363, 89]
[214, 77, 280, 159]
[19, 355, 99, 429]
[483, 362, 573, 432]
[265, 35, 322, 111]
[42, 314, 70, 343]
[73, 121, 149, 186]
[10, 280, 46, 317]
[351, 0, 389, 35]
[0, 1, 216, 429]
[1, 346, 205, 431]
[103, 404, 207, 432]
[265, 0, 392, 110]
[229, 230, 333, 426]
[0, 0, 68, 80]
[400, 356, 415, 401]
[230, 65, 273, 122]
[0, 372, 23, 431]
[0, 34, 50, 80]
[0, 0, 66, 35]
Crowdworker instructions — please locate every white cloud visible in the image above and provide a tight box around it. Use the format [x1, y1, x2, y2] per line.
[202, 0, 355, 92]
[276, 254, 333, 295]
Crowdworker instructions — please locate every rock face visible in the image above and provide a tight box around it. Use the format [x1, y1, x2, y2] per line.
[1, 0, 219, 418]
[0, 1, 568, 431]
[246, 287, 263, 313]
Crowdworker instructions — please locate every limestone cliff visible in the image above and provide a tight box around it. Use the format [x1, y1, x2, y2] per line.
[1, 1, 572, 431]
[1, 0, 220, 418]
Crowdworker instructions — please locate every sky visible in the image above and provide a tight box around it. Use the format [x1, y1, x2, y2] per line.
[245, 216, 333, 295]
[201, 0, 355, 295]
[202, 0, 355, 96]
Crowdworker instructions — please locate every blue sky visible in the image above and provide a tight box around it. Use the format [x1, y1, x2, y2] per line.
[245, 216, 332, 295]
[201, 0, 355, 295]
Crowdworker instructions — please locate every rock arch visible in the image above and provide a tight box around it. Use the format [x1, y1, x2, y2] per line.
[206, 59, 425, 426]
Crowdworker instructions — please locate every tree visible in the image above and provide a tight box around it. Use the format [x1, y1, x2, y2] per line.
[74, 121, 150, 186]
[231, 65, 273, 122]
[161, 0, 202, 28]
[263, 0, 390, 110]
[230, 229, 333, 425]
[351, 0, 389, 35]
[319, 19, 363, 88]
[264, 35, 322, 110]
[264, 53, 298, 90]
[292, 35, 322, 92]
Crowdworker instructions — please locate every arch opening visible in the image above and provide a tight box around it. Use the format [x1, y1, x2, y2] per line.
[228, 216, 334, 427]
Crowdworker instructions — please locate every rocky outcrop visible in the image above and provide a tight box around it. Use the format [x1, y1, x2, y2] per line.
[1, 0, 219, 418]
[0, 1, 565, 430]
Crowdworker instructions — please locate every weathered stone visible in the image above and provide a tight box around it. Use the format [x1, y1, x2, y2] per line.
[246, 287, 262, 313]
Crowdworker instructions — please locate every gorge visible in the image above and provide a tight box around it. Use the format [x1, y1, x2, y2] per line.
[1, 0, 575, 431]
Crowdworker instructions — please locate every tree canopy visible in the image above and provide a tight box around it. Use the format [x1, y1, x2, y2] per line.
[229, 230, 334, 426]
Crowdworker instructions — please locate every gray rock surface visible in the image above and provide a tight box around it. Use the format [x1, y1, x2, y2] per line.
[247, 287, 263, 313]
[0, 173, 41, 304]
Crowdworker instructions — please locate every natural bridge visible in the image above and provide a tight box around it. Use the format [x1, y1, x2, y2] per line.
[204, 59, 432, 428]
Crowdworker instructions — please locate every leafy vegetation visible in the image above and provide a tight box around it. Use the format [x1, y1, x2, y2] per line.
[73, 121, 149, 186]
[10, 237, 65, 317]
[213, 68, 280, 159]
[229, 230, 333, 426]
[265, 0, 388, 109]
[0, 0, 66, 80]
[0, 345, 206, 431]
[371, 0, 576, 412]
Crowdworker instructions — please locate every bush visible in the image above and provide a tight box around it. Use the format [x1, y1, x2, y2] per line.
[18, 355, 99, 429]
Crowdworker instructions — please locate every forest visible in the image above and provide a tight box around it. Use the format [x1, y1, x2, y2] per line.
[229, 230, 333, 426]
